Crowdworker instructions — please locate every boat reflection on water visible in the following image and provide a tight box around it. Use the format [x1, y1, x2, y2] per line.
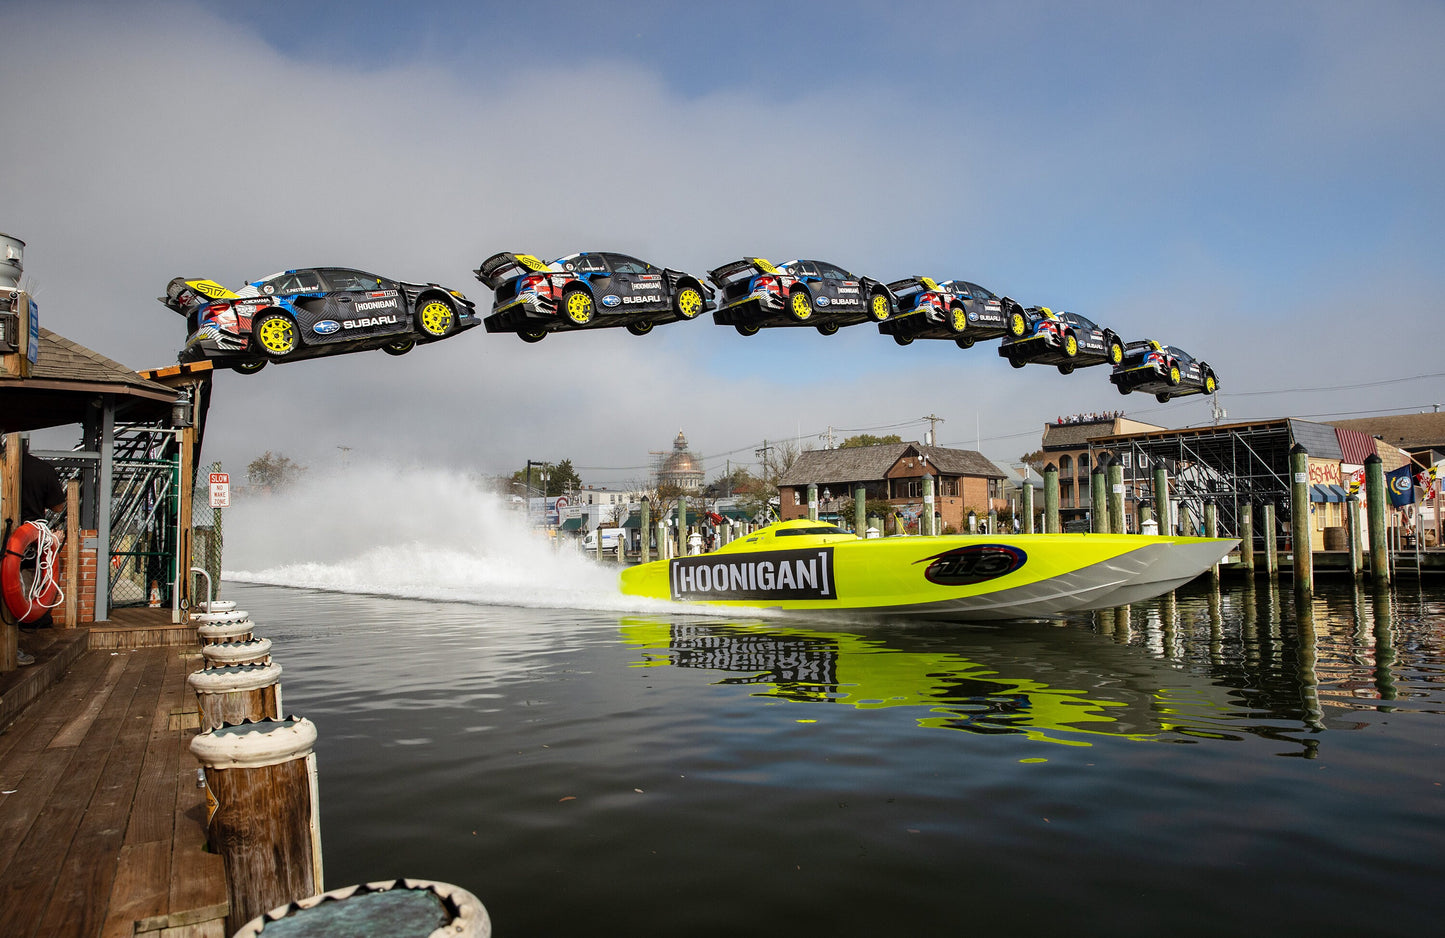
[618, 578, 1433, 753]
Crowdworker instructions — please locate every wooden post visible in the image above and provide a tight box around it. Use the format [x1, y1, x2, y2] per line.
[640, 501, 651, 564]
[1043, 463, 1059, 534]
[1107, 456, 1126, 534]
[986, 508, 997, 535]
[853, 483, 866, 538]
[188, 662, 283, 731]
[1153, 465, 1170, 536]
[677, 499, 688, 558]
[922, 475, 934, 536]
[1263, 503, 1279, 576]
[1139, 502, 1154, 531]
[1240, 508, 1255, 574]
[1021, 481, 1035, 534]
[1289, 444, 1312, 593]
[807, 483, 818, 522]
[1364, 454, 1389, 585]
[63, 479, 79, 627]
[190, 718, 323, 934]
[1205, 501, 1220, 585]
[1, 433, 19, 671]
[1346, 496, 1362, 579]
[1090, 465, 1108, 533]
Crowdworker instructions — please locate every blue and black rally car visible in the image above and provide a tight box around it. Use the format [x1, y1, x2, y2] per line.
[162, 267, 479, 373]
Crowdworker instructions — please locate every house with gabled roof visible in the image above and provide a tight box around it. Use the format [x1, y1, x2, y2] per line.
[777, 441, 1008, 532]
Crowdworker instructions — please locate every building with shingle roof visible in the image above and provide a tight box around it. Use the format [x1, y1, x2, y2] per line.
[2, 327, 178, 432]
[778, 442, 1008, 532]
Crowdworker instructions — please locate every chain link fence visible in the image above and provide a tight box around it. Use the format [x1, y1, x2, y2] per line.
[189, 461, 225, 608]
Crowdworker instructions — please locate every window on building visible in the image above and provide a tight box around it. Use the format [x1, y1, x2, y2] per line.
[793, 488, 801, 506]
[1059, 454, 1073, 474]
[1078, 454, 1089, 476]
[939, 477, 959, 497]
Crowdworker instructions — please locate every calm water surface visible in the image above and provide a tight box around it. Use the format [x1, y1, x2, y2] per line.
[224, 580, 1445, 937]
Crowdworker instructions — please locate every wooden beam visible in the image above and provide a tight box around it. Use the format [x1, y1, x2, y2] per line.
[64, 478, 79, 627]
[1, 432, 19, 672]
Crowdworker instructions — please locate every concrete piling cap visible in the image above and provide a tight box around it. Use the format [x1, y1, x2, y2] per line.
[189, 716, 316, 770]
[231, 877, 491, 938]
[187, 662, 282, 694]
[193, 609, 251, 625]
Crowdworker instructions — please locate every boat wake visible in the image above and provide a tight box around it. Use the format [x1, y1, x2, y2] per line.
[222, 462, 734, 617]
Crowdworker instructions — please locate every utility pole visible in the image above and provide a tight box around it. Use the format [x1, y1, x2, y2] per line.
[921, 414, 945, 447]
[755, 439, 773, 471]
[819, 426, 837, 449]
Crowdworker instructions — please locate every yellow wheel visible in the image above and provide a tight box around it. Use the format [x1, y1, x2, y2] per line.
[563, 288, 594, 326]
[1108, 338, 1124, 365]
[947, 306, 968, 335]
[1167, 363, 1182, 386]
[788, 289, 812, 322]
[674, 286, 703, 320]
[416, 298, 454, 337]
[1008, 310, 1027, 337]
[1062, 333, 1079, 358]
[1205, 373, 1218, 394]
[253, 312, 298, 358]
[869, 293, 891, 322]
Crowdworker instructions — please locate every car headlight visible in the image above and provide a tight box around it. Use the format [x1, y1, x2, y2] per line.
[449, 290, 467, 301]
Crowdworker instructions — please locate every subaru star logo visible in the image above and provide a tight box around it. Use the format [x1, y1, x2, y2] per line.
[313, 320, 341, 335]
[601, 295, 622, 307]
[815, 296, 829, 306]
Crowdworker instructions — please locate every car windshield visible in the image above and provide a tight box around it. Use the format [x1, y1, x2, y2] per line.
[320, 269, 391, 291]
[1065, 313, 1099, 330]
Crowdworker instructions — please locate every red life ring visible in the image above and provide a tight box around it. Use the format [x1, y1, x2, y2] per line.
[2, 522, 62, 624]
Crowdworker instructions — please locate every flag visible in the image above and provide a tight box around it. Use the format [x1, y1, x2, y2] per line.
[1386, 465, 1417, 507]
[1348, 468, 1364, 495]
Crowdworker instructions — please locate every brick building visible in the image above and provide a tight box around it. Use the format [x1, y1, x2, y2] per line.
[778, 442, 1007, 533]
[1035, 414, 1163, 525]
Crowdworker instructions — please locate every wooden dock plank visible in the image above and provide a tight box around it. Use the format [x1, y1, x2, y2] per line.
[37, 647, 168, 938]
[101, 838, 170, 938]
[0, 647, 147, 938]
[0, 646, 115, 776]
[127, 650, 193, 846]
[47, 655, 129, 750]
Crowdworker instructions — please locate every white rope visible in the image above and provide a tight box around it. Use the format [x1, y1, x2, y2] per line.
[19, 521, 65, 620]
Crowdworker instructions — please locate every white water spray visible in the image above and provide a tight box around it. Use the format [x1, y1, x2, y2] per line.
[224, 462, 695, 615]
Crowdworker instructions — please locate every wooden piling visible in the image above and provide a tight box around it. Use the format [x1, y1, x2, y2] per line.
[1240, 508, 1255, 573]
[922, 475, 934, 536]
[806, 483, 818, 522]
[640, 500, 651, 564]
[1263, 503, 1278, 576]
[1204, 501, 1219, 585]
[1364, 454, 1389, 584]
[1289, 444, 1312, 593]
[1091, 465, 1109, 533]
[986, 508, 997, 535]
[1346, 495, 1362, 578]
[188, 662, 283, 731]
[853, 483, 866, 537]
[1153, 465, 1169, 536]
[190, 717, 324, 934]
[1021, 480, 1035, 534]
[1043, 463, 1059, 533]
[1107, 456, 1126, 534]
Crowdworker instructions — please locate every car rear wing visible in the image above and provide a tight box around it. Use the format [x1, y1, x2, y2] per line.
[1124, 339, 1161, 351]
[706, 257, 781, 289]
[473, 252, 553, 290]
[158, 277, 238, 315]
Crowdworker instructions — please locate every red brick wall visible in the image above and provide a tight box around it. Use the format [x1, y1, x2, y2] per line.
[54, 528, 98, 625]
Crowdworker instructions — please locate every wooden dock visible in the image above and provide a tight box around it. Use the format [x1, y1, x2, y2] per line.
[0, 612, 227, 937]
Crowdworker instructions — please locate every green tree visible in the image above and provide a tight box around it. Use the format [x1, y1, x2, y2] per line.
[511, 459, 583, 497]
[840, 433, 902, 449]
[246, 451, 306, 490]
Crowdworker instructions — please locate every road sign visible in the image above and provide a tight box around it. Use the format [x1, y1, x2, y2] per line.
[209, 472, 230, 508]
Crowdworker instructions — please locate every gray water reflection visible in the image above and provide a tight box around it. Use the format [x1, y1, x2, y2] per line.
[227, 580, 1445, 938]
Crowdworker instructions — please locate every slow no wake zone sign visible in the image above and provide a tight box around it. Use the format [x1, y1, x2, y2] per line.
[670, 548, 837, 602]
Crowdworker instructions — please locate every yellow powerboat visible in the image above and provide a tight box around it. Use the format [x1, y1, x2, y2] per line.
[618, 520, 1237, 620]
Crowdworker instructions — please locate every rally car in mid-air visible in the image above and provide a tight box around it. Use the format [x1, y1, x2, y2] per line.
[475, 251, 713, 342]
[997, 308, 1125, 375]
[878, 277, 1024, 348]
[707, 258, 894, 336]
[162, 267, 478, 373]
[1110, 341, 1219, 402]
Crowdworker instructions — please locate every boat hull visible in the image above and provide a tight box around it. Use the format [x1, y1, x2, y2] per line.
[618, 533, 1237, 621]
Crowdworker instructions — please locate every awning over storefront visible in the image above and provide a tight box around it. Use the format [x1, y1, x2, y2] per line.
[621, 513, 641, 529]
[560, 517, 583, 531]
[1310, 484, 1348, 502]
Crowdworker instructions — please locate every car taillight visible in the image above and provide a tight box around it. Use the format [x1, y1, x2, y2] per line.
[209, 302, 231, 314]
[754, 276, 775, 292]
[522, 274, 546, 290]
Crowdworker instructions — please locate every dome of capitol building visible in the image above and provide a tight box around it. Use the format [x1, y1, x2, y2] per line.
[658, 430, 704, 491]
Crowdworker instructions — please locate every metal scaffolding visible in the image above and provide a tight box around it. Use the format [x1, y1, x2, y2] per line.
[1090, 419, 1331, 538]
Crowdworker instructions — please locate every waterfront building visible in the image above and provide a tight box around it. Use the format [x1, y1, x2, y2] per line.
[777, 442, 1007, 533]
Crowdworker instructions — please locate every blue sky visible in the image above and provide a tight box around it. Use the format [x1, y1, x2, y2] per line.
[2, 1, 1441, 484]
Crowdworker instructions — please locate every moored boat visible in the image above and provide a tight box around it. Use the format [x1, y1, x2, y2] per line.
[618, 520, 1236, 620]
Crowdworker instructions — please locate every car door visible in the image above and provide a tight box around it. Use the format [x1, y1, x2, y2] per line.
[963, 282, 1004, 327]
[814, 261, 864, 314]
[605, 254, 668, 313]
[1068, 313, 1107, 357]
[315, 268, 405, 342]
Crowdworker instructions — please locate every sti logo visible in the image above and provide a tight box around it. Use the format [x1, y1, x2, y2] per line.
[917, 544, 1027, 586]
